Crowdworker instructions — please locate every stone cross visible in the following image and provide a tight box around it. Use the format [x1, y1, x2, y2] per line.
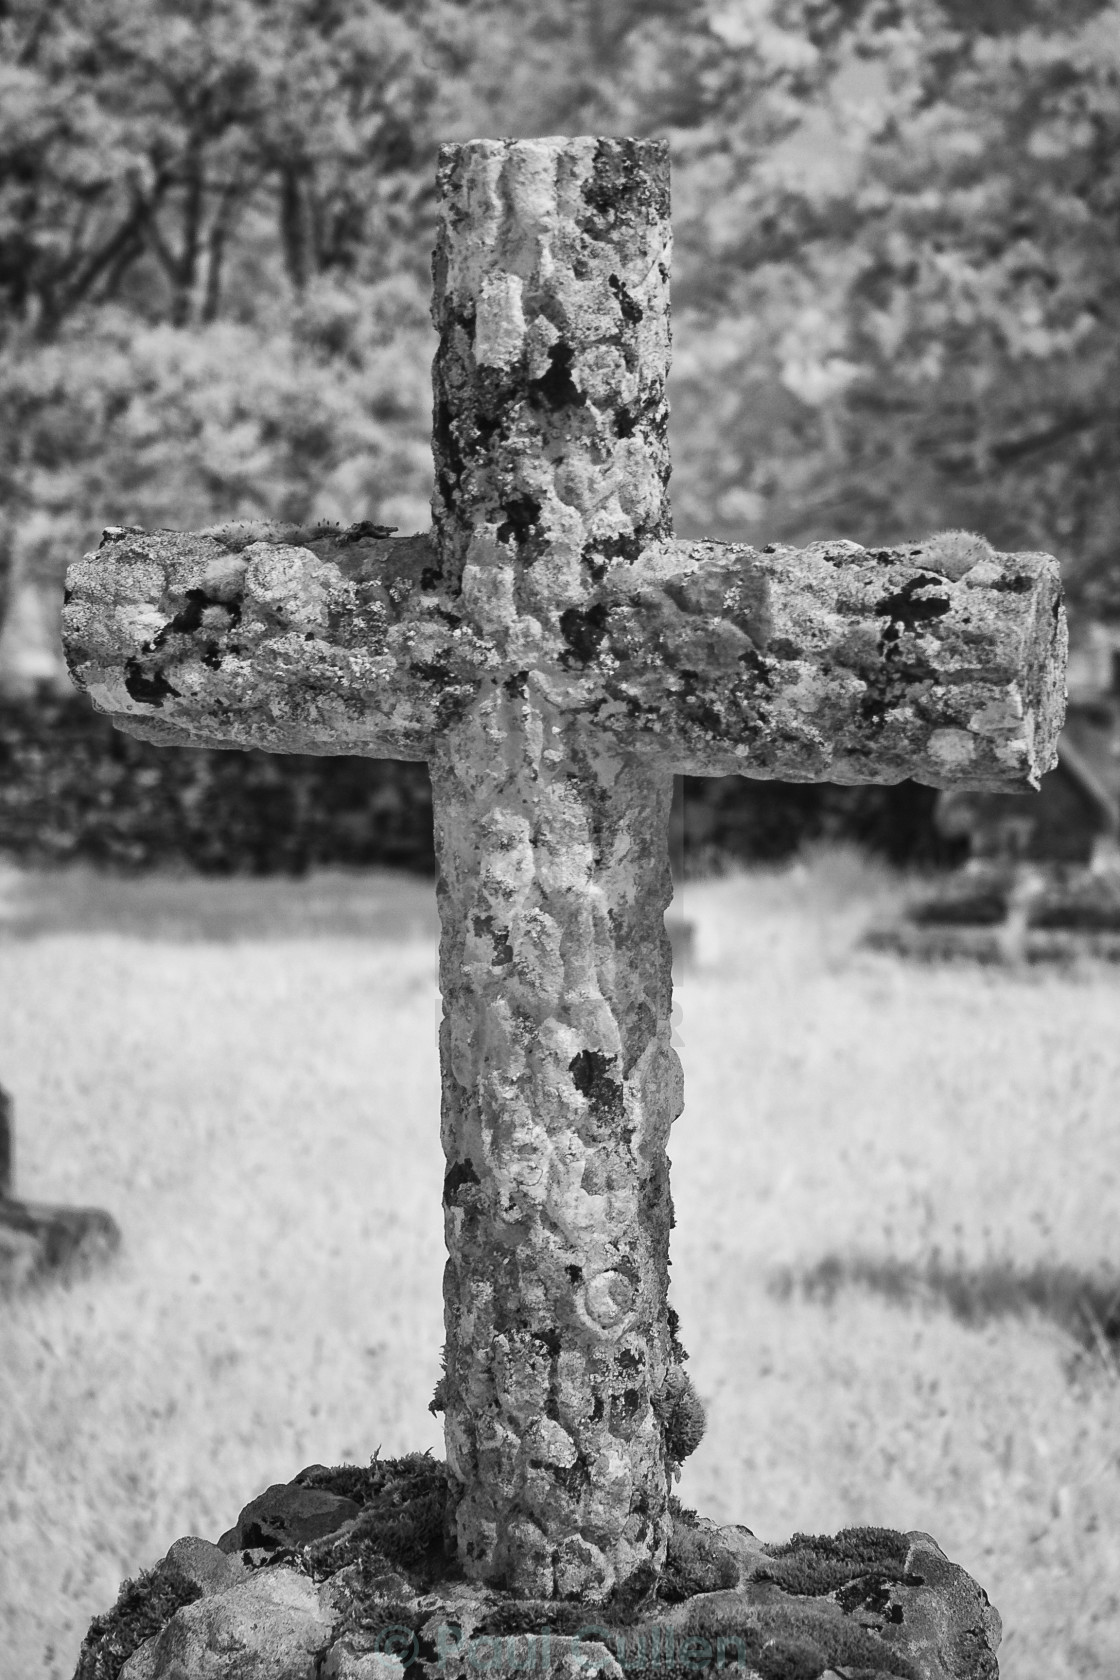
[63, 137, 1066, 1606]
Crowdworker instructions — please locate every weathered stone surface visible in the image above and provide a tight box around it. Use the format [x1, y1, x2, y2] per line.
[165, 1538, 249, 1598]
[83, 1466, 1000, 1680]
[118, 1569, 333, 1680]
[431, 722, 685, 1598]
[216, 1482, 362, 1554]
[669, 1529, 1000, 1680]
[64, 526, 1064, 794]
[62, 134, 1056, 1614]
[876, 1533, 1002, 1680]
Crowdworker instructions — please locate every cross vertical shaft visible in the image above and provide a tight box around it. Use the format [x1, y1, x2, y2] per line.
[433, 725, 678, 1599]
[429, 137, 684, 1598]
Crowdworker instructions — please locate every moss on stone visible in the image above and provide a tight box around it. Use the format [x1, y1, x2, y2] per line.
[491, 1602, 921, 1680]
[662, 1369, 708, 1467]
[658, 1507, 738, 1603]
[72, 1559, 202, 1680]
[752, 1526, 913, 1597]
[70, 1465, 974, 1680]
[746, 1598, 920, 1679]
[612, 1605, 920, 1680]
[295, 1453, 453, 1579]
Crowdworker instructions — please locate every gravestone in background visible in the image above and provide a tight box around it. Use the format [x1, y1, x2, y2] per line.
[867, 632, 1120, 963]
[0, 1081, 121, 1291]
[0, 552, 122, 1288]
[64, 137, 1066, 1680]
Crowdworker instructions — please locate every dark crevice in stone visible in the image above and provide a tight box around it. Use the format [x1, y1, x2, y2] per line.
[433, 396, 465, 494]
[527, 343, 585, 411]
[992, 572, 1036, 593]
[582, 532, 643, 568]
[124, 661, 179, 707]
[496, 495, 542, 547]
[739, 645, 772, 685]
[874, 574, 952, 636]
[568, 1048, 625, 1123]
[407, 658, 454, 688]
[607, 273, 644, 325]
[559, 601, 609, 665]
[442, 1159, 481, 1207]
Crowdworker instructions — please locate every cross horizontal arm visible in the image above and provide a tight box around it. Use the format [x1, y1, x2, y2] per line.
[586, 534, 1066, 791]
[64, 520, 1065, 793]
[62, 521, 484, 759]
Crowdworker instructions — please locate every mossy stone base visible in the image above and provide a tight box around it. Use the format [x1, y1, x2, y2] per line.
[73, 1456, 1000, 1680]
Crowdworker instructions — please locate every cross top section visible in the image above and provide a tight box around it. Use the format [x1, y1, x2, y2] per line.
[430, 136, 672, 607]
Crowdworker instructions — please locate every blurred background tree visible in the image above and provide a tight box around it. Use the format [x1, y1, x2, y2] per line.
[3, 0, 1117, 615]
[0, 0, 1115, 868]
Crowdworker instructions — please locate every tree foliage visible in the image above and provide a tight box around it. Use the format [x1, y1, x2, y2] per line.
[667, 0, 1120, 620]
[0, 0, 1117, 625]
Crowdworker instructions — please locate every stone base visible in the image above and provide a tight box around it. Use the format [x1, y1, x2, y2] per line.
[74, 1457, 1001, 1680]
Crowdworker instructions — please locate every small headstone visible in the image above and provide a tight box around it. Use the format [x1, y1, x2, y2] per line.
[0, 1082, 122, 1291]
[867, 859, 1120, 964]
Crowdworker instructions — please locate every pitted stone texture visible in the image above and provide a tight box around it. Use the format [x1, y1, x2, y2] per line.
[430, 136, 672, 603]
[117, 1568, 333, 1680]
[433, 717, 680, 1597]
[64, 526, 1065, 791]
[62, 525, 489, 759]
[593, 537, 1065, 791]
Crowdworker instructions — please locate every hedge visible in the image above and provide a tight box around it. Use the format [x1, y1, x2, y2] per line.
[0, 694, 964, 878]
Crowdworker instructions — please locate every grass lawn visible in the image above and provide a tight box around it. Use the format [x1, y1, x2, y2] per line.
[0, 849, 1117, 1680]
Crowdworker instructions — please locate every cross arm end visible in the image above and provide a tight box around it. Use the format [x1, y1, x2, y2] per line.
[586, 535, 1066, 792]
[61, 522, 491, 762]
